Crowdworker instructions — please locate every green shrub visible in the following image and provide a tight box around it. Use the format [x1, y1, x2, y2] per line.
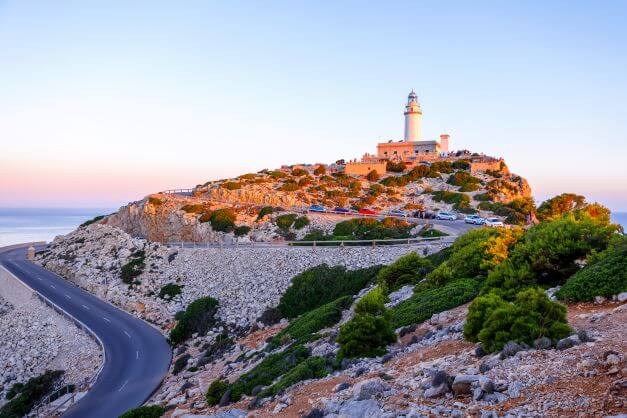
[293, 216, 310, 230]
[430, 161, 453, 174]
[210, 208, 236, 232]
[119, 405, 165, 418]
[452, 160, 470, 170]
[291, 168, 308, 176]
[221, 181, 242, 190]
[238, 173, 257, 180]
[483, 213, 619, 298]
[431, 190, 475, 213]
[148, 197, 163, 206]
[79, 215, 104, 228]
[229, 345, 310, 402]
[473, 193, 491, 202]
[180, 204, 206, 214]
[202, 333, 234, 362]
[205, 380, 229, 406]
[337, 313, 396, 359]
[234, 225, 251, 236]
[314, 165, 326, 175]
[298, 177, 312, 187]
[268, 170, 288, 179]
[172, 353, 191, 375]
[479, 197, 536, 225]
[390, 278, 481, 328]
[366, 170, 380, 181]
[278, 264, 381, 318]
[333, 217, 412, 240]
[0, 370, 64, 418]
[279, 181, 300, 192]
[169, 297, 219, 345]
[418, 228, 448, 238]
[121, 251, 146, 285]
[386, 161, 406, 173]
[447, 171, 481, 192]
[355, 287, 388, 316]
[463, 292, 509, 342]
[275, 214, 298, 230]
[256, 206, 274, 221]
[159, 283, 183, 299]
[537, 193, 586, 221]
[199, 210, 213, 223]
[426, 228, 521, 286]
[259, 356, 329, 398]
[376, 253, 432, 291]
[475, 288, 571, 352]
[556, 235, 627, 301]
[270, 296, 353, 348]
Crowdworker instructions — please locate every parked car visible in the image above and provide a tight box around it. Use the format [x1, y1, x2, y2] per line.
[436, 211, 457, 221]
[464, 214, 486, 225]
[309, 205, 325, 213]
[358, 208, 378, 215]
[388, 209, 407, 217]
[485, 217, 504, 227]
[333, 207, 351, 214]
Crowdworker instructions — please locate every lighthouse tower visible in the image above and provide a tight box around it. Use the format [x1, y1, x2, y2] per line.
[403, 90, 422, 142]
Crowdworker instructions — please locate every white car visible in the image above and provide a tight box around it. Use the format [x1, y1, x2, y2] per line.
[436, 211, 457, 221]
[485, 217, 504, 227]
[464, 215, 485, 225]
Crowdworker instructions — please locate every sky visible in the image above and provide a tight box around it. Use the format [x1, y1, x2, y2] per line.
[0, 1, 626, 211]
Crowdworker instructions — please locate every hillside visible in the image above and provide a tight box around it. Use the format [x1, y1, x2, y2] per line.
[102, 154, 532, 244]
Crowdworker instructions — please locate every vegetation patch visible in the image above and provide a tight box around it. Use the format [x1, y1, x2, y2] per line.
[169, 297, 219, 345]
[79, 215, 105, 228]
[337, 287, 396, 359]
[205, 379, 229, 406]
[478, 197, 535, 225]
[259, 356, 329, 398]
[119, 405, 165, 418]
[256, 206, 274, 221]
[447, 171, 481, 192]
[556, 235, 627, 302]
[390, 278, 481, 328]
[180, 204, 207, 214]
[234, 225, 251, 236]
[376, 252, 432, 291]
[159, 283, 183, 299]
[228, 345, 310, 402]
[1, 370, 64, 418]
[277, 264, 382, 319]
[209, 208, 236, 233]
[121, 250, 146, 285]
[148, 197, 163, 206]
[269, 296, 352, 349]
[431, 190, 475, 213]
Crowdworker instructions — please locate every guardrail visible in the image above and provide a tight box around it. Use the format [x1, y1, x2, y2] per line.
[0, 243, 106, 417]
[165, 235, 453, 249]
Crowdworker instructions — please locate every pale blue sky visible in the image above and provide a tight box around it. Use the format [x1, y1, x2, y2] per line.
[1, 1, 626, 210]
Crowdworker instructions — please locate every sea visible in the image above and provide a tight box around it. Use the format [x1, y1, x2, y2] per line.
[0, 208, 625, 248]
[0, 208, 113, 247]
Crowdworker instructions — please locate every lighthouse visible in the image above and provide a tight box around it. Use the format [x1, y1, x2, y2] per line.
[403, 90, 422, 142]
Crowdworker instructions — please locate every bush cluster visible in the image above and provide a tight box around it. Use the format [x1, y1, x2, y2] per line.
[209, 208, 236, 233]
[332, 217, 413, 240]
[337, 287, 396, 359]
[221, 181, 242, 190]
[376, 252, 432, 291]
[205, 379, 229, 406]
[169, 297, 219, 345]
[234, 225, 251, 236]
[379, 165, 439, 187]
[148, 197, 163, 206]
[180, 204, 206, 214]
[478, 197, 535, 225]
[158, 283, 183, 299]
[464, 288, 571, 352]
[386, 161, 406, 173]
[1, 370, 64, 417]
[275, 214, 308, 231]
[314, 165, 326, 175]
[366, 170, 380, 181]
[277, 264, 381, 319]
[269, 296, 353, 348]
[390, 278, 481, 328]
[259, 356, 329, 398]
[121, 250, 146, 285]
[447, 171, 481, 192]
[120, 405, 165, 418]
[172, 353, 191, 375]
[556, 235, 627, 301]
[537, 193, 586, 221]
[430, 191, 474, 213]
[79, 215, 104, 228]
[228, 345, 310, 402]
[278, 180, 300, 192]
[256, 206, 274, 221]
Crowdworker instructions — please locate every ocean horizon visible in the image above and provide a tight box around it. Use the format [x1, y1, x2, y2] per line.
[0, 207, 625, 248]
[0, 208, 113, 247]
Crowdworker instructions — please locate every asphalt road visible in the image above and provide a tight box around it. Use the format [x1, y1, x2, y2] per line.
[0, 246, 172, 418]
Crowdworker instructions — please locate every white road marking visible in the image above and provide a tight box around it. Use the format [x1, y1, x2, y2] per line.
[136, 350, 139, 360]
[65, 294, 71, 299]
[124, 330, 131, 338]
[50, 284, 56, 289]
[102, 317, 111, 323]
[37, 277, 43, 281]
[118, 379, 129, 392]
[82, 304, 90, 310]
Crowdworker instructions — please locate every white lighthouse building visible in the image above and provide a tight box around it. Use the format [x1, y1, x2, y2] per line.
[403, 90, 422, 141]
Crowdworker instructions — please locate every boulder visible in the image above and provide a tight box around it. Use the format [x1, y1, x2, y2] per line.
[452, 375, 480, 396]
[337, 400, 382, 418]
[507, 381, 523, 398]
[352, 378, 389, 401]
[424, 383, 448, 398]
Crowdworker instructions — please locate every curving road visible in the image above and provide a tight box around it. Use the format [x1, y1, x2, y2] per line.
[0, 246, 172, 418]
